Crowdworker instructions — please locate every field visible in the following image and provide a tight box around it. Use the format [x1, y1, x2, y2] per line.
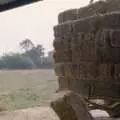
[0, 69, 116, 120]
[0, 69, 58, 112]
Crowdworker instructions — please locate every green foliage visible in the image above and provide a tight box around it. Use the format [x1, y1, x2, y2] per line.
[0, 53, 36, 69]
[0, 39, 52, 69]
[19, 39, 45, 67]
[19, 39, 34, 52]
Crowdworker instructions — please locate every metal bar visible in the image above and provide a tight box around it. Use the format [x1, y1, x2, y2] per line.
[0, 0, 43, 12]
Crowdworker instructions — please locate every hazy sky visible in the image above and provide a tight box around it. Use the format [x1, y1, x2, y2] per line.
[0, 0, 91, 55]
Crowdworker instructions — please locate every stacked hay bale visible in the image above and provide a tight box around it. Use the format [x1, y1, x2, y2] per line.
[53, 0, 120, 117]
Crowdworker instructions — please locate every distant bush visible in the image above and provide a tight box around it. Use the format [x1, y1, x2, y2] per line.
[0, 53, 37, 69]
[0, 39, 53, 69]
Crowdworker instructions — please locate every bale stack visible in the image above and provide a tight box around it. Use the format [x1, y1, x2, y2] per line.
[53, 0, 120, 101]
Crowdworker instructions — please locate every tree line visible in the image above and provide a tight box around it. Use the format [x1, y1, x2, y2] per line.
[0, 39, 52, 69]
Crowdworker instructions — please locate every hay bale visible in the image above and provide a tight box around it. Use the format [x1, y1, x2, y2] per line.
[96, 45, 120, 63]
[78, 62, 98, 80]
[57, 77, 92, 97]
[71, 32, 96, 63]
[53, 37, 71, 51]
[58, 77, 69, 91]
[53, 24, 73, 63]
[57, 0, 120, 24]
[54, 22, 72, 37]
[53, 38, 63, 50]
[58, 9, 78, 23]
[95, 29, 105, 47]
[95, 29, 120, 63]
[57, 77, 120, 99]
[114, 64, 120, 80]
[55, 62, 99, 79]
[73, 62, 99, 80]
[78, 1, 105, 19]
[67, 78, 90, 96]
[55, 62, 118, 84]
[87, 81, 120, 99]
[109, 29, 120, 47]
[63, 62, 73, 77]
[78, 0, 120, 20]
[72, 12, 120, 34]
[99, 64, 114, 81]
[71, 28, 120, 63]
[54, 63, 64, 77]
[53, 50, 72, 63]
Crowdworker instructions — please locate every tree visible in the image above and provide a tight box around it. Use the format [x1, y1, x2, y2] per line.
[35, 44, 45, 62]
[24, 44, 45, 66]
[19, 39, 45, 67]
[19, 39, 34, 52]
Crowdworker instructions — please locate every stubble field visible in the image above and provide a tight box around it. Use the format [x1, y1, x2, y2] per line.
[0, 69, 58, 111]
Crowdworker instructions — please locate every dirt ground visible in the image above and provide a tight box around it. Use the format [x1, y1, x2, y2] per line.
[0, 107, 59, 120]
[0, 107, 119, 120]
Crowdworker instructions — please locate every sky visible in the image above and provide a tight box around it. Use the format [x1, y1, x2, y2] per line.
[0, 0, 91, 56]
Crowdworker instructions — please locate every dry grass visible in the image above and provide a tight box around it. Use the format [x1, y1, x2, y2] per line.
[0, 70, 118, 120]
[0, 69, 58, 111]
